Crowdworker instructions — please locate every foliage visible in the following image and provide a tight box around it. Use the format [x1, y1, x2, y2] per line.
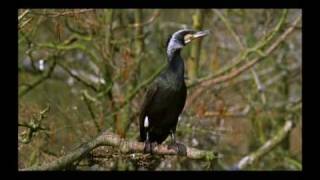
[18, 9, 302, 170]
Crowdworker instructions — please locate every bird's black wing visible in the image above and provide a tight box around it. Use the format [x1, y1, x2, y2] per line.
[139, 82, 159, 141]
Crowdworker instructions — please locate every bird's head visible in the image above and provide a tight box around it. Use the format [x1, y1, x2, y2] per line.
[166, 29, 210, 55]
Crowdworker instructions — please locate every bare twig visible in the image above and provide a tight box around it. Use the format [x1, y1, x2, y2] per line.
[58, 63, 99, 92]
[81, 92, 101, 133]
[22, 130, 220, 171]
[188, 10, 290, 89]
[20, 57, 105, 86]
[251, 67, 267, 104]
[186, 15, 301, 108]
[105, 63, 166, 120]
[37, 42, 100, 66]
[18, 105, 50, 144]
[19, 58, 57, 98]
[19, 17, 33, 30]
[128, 10, 160, 28]
[29, 9, 95, 18]
[204, 106, 250, 118]
[213, 9, 244, 49]
[18, 9, 30, 21]
[212, 63, 300, 94]
[214, 9, 268, 104]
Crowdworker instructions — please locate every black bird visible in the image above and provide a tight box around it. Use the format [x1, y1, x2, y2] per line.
[139, 29, 209, 154]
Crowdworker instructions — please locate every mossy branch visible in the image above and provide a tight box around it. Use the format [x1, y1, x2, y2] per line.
[21, 131, 220, 171]
[214, 10, 272, 104]
[232, 120, 294, 170]
[186, 15, 301, 108]
[188, 9, 290, 89]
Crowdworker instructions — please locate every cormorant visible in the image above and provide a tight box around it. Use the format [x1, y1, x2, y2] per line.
[139, 29, 209, 155]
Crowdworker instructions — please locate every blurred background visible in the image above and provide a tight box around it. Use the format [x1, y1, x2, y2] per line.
[18, 9, 302, 170]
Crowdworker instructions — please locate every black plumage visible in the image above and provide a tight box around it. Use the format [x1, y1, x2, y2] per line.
[139, 29, 209, 153]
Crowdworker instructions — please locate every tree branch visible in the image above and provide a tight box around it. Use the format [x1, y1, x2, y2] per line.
[213, 9, 276, 104]
[232, 120, 294, 170]
[128, 10, 160, 28]
[19, 58, 57, 98]
[186, 15, 301, 108]
[21, 131, 219, 171]
[187, 10, 291, 89]
[104, 63, 166, 120]
[18, 105, 50, 144]
[213, 9, 244, 49]
[29, 9, 95, 18]
[58, 63, 99, 92]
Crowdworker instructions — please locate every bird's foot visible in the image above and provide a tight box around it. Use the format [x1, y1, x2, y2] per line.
[144, 141, 157, 154]
[168, 142, 187, 156]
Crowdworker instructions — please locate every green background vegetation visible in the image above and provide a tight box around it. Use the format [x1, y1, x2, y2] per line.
[18, 9, 301, 170]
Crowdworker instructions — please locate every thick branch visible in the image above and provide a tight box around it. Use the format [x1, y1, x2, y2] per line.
[232, 120, 294, 170]
[22, 131, 219, 171]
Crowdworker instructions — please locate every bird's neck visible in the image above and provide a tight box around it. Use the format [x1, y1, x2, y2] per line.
[167, 49, 185, 81]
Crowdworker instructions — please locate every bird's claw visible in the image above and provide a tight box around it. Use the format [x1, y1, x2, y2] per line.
[144, 141, 157, 154]
[168, 142, 187, 156]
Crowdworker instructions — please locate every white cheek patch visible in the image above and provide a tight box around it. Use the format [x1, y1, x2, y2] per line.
[144, 116, 149, 128]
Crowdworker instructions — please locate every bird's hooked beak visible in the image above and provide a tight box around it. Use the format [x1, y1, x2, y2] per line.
[184, 30, 210, 44]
